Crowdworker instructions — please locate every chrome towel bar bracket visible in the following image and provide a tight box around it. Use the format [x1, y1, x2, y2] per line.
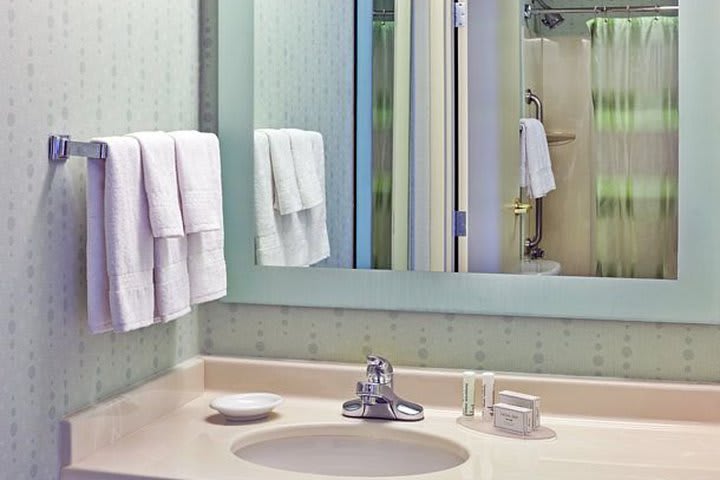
[48, 135, 108, 162]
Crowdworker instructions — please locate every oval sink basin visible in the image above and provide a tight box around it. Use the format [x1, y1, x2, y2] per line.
[232, 424, 468, 477]
[516, 259, 561, 276]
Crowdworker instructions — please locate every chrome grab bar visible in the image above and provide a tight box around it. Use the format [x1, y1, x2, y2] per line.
[524, 89, 545, 259]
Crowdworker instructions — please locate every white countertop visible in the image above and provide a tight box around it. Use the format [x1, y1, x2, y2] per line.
[60, 357, 720, 480]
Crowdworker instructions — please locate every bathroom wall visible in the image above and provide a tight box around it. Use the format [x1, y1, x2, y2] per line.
[200, 2, 720, 385]
[0, 1, 201, 478]
[253, 0, 356, 268]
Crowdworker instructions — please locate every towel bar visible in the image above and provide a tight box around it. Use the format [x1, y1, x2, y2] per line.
[48, 135, 108, 162]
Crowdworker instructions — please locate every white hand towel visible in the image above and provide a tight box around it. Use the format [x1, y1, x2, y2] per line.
[520, 118, 556, 199]
[254, 131, 286, 265]
[153, 237, 191, 322]
[170, 130, 223, 233]
[127, 131, 184, 238]
[86, 155, 112, 334]
[187, 229, 227, 304]
[260, 129, 304, 215]
[101, 136, 155, 332]
[170, 131, 227, 304]
[253, 130, 330, 267]
[283, 129, 324, 210]
[305, 131, 331, 263]
[129, 131, 190, 322]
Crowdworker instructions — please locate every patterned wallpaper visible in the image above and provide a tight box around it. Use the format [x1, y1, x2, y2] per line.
[0, 1, 200, 478]
[253, 0, 356, 268]
[198, 0, 720, 385]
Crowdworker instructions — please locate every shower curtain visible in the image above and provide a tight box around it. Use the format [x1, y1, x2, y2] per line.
[589, 17, 678, 279]
[372, 19, 395, 269]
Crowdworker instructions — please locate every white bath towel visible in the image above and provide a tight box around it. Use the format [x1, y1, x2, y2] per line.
[170, 130, 223, 233]
[169, 131, 227, 304]
[283, 128, 324, 210]
[127, 131, 184, 237]
[86, 155, 112, 334]
[253, 130, 330, 267]
[520, 118, 556, 199]
[260, 129, 304, 215]
[128, 132, 190, 322]
[101, 136, 155, 332]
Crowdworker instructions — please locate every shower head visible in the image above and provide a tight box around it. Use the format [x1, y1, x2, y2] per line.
[534, 0, 565, 30]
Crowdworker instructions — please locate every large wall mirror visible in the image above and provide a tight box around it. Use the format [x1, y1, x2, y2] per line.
[219, 0, 720, 323]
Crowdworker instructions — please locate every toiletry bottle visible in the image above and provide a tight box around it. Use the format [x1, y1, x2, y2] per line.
[481, 372, 495, 421]
[462, 371, 476, 417]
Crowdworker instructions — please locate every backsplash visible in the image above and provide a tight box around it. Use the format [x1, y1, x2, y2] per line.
[202, 304, 720, 382]
[0, 1, 200, 478]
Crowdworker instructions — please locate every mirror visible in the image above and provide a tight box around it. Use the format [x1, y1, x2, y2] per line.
[251, 0, 679, 280]
[220, 0, 720, 324]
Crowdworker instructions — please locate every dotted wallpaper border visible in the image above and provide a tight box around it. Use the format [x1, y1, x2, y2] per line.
[202, 303, 720, 382]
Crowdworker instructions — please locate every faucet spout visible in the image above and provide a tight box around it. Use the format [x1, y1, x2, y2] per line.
[342, 355, 424, 421]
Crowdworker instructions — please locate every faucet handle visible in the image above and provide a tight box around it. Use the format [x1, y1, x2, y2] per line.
[365, 355, 393, 385]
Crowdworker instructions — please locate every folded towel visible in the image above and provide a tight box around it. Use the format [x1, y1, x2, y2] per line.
[305, 131, 331, 263]
[86, 155, 112, 334]
[253, 130, 330, 267]
[170, 130, 227, 304]
[283, 128, 324, 210]
[127, 132, 184, 237]
[520, 118, 556, 199]
[188, 229, 227, 304]
[254, 131, 286, 265]
[153, 236, 192, 322]
[259, 129, 304, 215]
[129, 131, 190, 322]
[100, 136, 155, 332]
[169, 130, 223, 233]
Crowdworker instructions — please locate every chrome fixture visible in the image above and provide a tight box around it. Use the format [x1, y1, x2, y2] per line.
[526, 0, 566, 30]
[524, 89, 545, 260]
[525, 3, 678, 17]
[48, 135, 107, 162]
[342, 355, 424, 421]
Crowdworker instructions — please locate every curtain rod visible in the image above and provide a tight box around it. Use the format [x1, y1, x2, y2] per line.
[526, 4, 678, 15]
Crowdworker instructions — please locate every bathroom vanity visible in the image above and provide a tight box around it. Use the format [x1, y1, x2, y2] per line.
[60, 356, 720, 479]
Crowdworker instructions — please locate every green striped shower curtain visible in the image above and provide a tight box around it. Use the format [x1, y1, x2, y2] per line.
[372, 20, 395, 269]
[589, 17, 678, 279]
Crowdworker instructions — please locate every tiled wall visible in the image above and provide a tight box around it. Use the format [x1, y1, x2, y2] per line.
[0, 1, 201, 478]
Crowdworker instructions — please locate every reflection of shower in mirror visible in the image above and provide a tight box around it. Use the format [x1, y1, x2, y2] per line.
[251, 0, 678, 280]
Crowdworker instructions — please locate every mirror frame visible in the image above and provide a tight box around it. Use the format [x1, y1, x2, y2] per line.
[219, 0, 720, 324]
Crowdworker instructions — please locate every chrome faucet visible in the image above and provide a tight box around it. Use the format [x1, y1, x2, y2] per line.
[342, 355, 424, 421]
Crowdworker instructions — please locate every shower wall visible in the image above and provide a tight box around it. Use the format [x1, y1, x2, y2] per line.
[523, 34, 594, 276]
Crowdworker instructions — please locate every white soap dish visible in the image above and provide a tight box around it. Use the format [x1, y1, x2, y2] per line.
[210, 393, 283, 422]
